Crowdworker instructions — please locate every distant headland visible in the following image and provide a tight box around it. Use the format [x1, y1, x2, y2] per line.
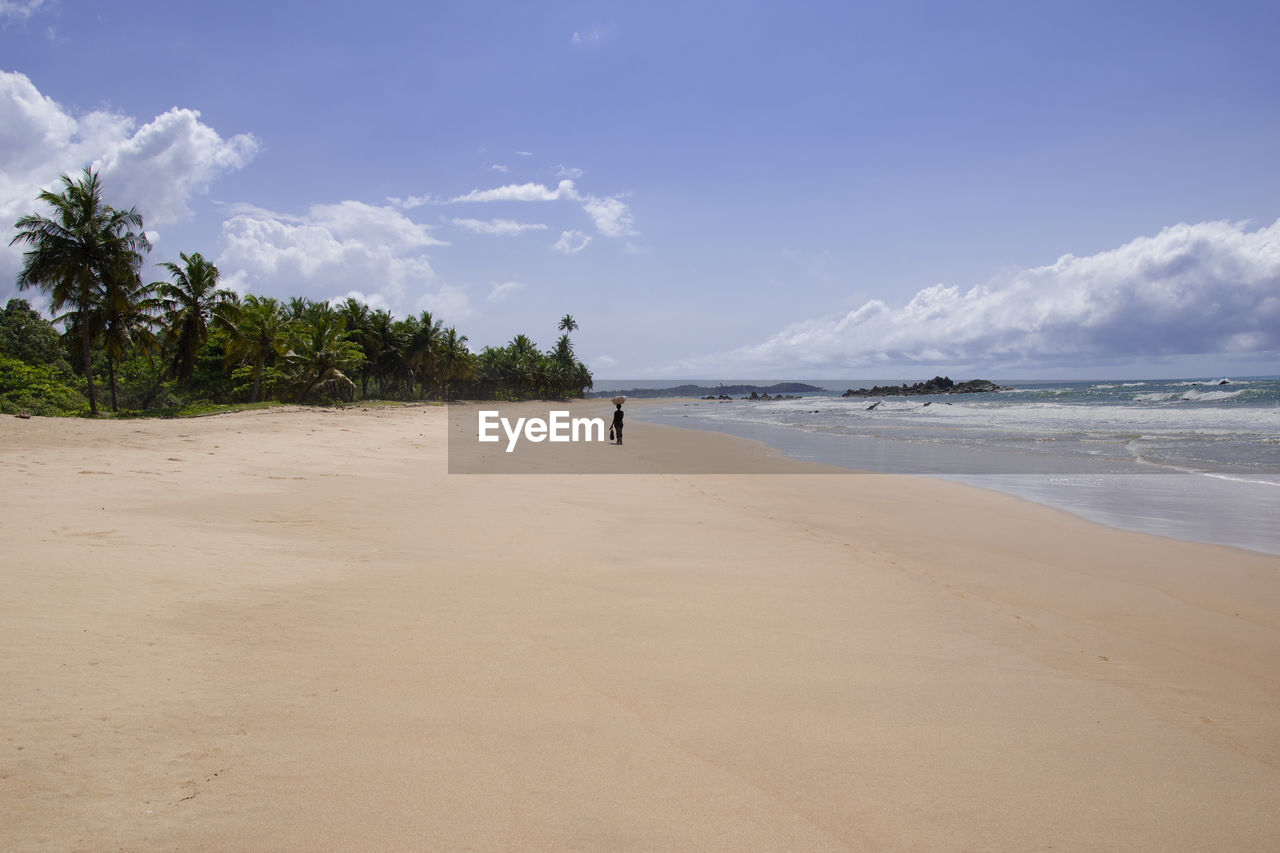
[590, 382, 824, 399]
[841, 376, 1009, 397]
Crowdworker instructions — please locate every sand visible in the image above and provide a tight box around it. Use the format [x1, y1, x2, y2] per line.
[2, 402, 1278, 851]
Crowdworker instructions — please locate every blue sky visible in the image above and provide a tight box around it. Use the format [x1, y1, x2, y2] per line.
[2, 0, 1278, 379]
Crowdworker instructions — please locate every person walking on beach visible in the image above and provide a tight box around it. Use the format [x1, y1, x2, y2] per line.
[611, 402, 624, 445]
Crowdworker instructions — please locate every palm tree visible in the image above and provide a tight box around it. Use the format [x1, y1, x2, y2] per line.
[156, 251, 234, 383]
[222, 294, 288, 402]
[283, 304, 365, 403]
[365, 309, 406, 398]
[573, 361, 594, 398]
[552, 333, 575, 366]
[507, 334, 540, 398]
[436, 327, 474, 400]
[405, 310, 443, 399]
[97, 264, 160, 411]
[284, 296, 312, 321]
[10, 167, 150, 414]
[558, 313, 578, 334]
[337, 297, 374, 397]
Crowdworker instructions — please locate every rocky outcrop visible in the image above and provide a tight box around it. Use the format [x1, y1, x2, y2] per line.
[842, 376, 1009, 397]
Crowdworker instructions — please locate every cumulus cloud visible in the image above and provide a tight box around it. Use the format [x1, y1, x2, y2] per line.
[417, 282, 473, 320]
[451, 179, 581, 203]
[1, 71, 257, 294]
[715, 220, 1280, 373]
[582, 195, 634, 237]
[218, 200, 466, 318]
[93, 107, 258, 224]
[331, 289, 394, 313]
[552, 230, 591, 255]
[452, 217, 548, 236]
[487, 281, 524, 303]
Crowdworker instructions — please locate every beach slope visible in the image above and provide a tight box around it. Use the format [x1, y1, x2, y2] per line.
[2, 404, 1278, 851]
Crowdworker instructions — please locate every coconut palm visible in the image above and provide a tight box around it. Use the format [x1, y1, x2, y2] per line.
[363, 309, 406, 398]
[506, 333, 539, 398]
[557, 313, 578, 334]
[10, 167, 150, 414]
[283, 304, 365, 403]
[222, 294, 288, 402]
[155, 252, 234, 383]
[97, 264, 160, 411]
[436, 327, 474, 400]
[337, 297, 375, 397]
[552, 333, 575, 366]
[573, 361, 594, 398]
[284, 296, 312, 321]
[405, 310, 443, 399]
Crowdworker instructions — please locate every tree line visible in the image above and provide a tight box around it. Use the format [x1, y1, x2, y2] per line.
[3, 168, 592, 416]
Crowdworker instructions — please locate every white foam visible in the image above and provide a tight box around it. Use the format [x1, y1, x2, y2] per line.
[1177, 388, 1244, 402]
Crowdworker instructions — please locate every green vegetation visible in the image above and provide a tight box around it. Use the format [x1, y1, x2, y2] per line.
[0, 355, 88, 416]
[6, 168, 593, 417]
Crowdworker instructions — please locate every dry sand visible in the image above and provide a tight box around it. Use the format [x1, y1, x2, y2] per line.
[2, 402, 1278, 851]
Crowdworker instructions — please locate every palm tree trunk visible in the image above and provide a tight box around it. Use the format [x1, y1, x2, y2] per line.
[80, 317, 98, 415]
[107, 358, 119, 412]
[298, 372, 321, 404]
[251, 353, 264, 403]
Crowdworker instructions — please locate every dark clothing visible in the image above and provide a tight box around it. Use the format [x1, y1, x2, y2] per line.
[612, 408, 624, 443]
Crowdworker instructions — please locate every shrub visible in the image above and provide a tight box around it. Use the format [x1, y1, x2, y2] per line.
[0, 356, 89, 416]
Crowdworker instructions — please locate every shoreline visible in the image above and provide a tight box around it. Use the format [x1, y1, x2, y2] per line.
[626, 396, 1280, 556]
[3, 405, 1278, 850]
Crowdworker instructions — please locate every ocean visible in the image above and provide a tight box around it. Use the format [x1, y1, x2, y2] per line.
[604, 377, 1280, 556]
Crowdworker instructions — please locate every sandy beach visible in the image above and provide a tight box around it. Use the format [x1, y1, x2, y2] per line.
[2, 402, 1278, 851]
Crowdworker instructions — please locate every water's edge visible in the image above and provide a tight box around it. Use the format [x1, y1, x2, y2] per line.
[633, 406, 1280, 557]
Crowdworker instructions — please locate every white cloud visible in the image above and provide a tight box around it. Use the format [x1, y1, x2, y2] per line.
[552, 230, 591, 255]
[515, 151, 533, 157]
[452, 179, 580, 203]
[330, 289, 393, 313]
[582, 195, 634, 237]
[0, 0, 47, 20]
[1, 71, 257, 296]
[385, 192, 439, 209]
[449, 177, 634, 239]
[487, 281, 525, 303]
[711, 220, 1280, 373]
[93, 107, 258, 224]
[594, 354, 618, 370]
[452, 217, 548, 236]
[218, 200, 465, 319]
[490, 164, 508, 173]
[416, 283, 473, 321]
[555, 165, 585, 179]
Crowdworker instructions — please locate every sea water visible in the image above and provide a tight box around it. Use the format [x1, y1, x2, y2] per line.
[621, 378, 1280, 556]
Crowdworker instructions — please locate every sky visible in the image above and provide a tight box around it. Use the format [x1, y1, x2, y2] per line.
[2, 0, 1278, 380]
